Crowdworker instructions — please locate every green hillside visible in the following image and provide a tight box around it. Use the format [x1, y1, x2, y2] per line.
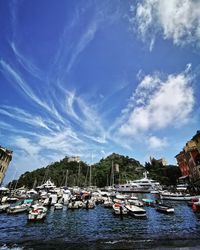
[8, 153, 181, 189]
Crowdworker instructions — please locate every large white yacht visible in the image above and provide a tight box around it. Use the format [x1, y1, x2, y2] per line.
[115, 172, 161, 193]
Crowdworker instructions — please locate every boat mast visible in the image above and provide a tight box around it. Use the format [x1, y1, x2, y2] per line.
[89, 165, 92, 187]
[77, 161, 81, 187]
[65, 170, 68, 186]
[110, 160, 114, 187]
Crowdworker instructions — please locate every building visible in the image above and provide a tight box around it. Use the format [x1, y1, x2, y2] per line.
[175, 151, 190, 177]
[184, 140, 200, 185]
[150, 157, 168, 166]
[67, 156, 80, 163]
[192, 130, 200, 154]
[0, 146, 13, 185]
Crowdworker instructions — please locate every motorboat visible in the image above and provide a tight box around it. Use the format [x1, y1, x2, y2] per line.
[7, 204, 28, 214]
[54, 203, 63, 210]
[156, 204, 174, 214]
[28, 205, 47, 221]
[112, 203, 128, 215]
[142, 199, 155, 206]
[187, 197, 199, 206]
[68, 200, 83, 209]
[0, 204, 10, 213]
[7, 199, 33, 214]
[125, 204, 146, 218]
[160, 191, 200, 201]
[127, 196, 144, 207]
[103, 198, 113, 208]
[83, 200, 95, 209]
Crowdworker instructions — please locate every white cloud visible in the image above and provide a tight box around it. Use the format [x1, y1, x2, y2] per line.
[134, 0, 200, 48]
[14, 137, 41, 156]
[67, 22, 97, 73]
[146, 136, 167, 150]
[118, 69, 194, 136]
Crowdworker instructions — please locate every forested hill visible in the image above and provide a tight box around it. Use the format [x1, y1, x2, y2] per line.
[8, 153, 144, 188]
[8, 153, 181, 189]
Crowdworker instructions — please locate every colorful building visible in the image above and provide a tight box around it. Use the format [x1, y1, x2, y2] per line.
[184, 140, 200, 185]
[192, 130, 200, 154]
[175, 151, 189, 177]
[0, 146, 13, 185]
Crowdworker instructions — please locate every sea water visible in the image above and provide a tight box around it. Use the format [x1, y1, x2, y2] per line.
[1, 199, 200, 249]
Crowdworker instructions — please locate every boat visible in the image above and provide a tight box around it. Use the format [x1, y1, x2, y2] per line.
[160, 191, 200, 201]
[187, 197, 199, 206]
[142, 198, 155, 207]
[112, 203, 128, 215]
[54, 203, 63, 210]
[7, 204, 28, 214]
[68, 200, 83, 209]
[127, 196, 144, 207]
[125, 204, 146, 218]
[103, 198, 113, 208]
[0, 204, 10, 213]
[116, 172, 161, 193]
[28, 205, 47, 221]
[156, 204, 174, 214]
[83, 200, 95, 209]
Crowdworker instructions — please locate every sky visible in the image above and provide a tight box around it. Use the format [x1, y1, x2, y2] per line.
[0, 0, 200, 184]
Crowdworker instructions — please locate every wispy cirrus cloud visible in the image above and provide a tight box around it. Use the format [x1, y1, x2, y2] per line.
[10, 41, 45, 80]
[0, 60, 66, 125]
[132, 0, 200, 49]
[66, 21, 98, 73]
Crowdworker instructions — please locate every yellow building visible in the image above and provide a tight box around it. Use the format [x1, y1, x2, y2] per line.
[0, 146, 13, 185]
[192, 130, 200, 154]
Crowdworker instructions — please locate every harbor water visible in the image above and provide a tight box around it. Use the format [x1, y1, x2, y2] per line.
[1, 195, 200, 249]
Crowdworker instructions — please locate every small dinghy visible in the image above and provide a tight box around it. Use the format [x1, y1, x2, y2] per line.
[125, 204, 146, 218]
[156, 204, 174, 214]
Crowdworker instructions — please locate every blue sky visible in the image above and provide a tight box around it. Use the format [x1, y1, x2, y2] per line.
[1, 0, 200, 183]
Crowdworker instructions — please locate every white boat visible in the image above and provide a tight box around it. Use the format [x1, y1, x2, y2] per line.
[83, 200, 95, 209]
[112, 203, 128, 215]
[103, 198, 113, 208]
[36, 179, 56, 190]
[28, 206, 47, 221]
[156, 204, 174, 213]
[125, 204, 146, 218]
[68, 200, 83, 209]
[127, 196, 144, 207]
[160, 191, 200, 201]
[0, 204, 10, 213]
[54, 203, 63, 210]
[7, 204, 28, 214]
[116, 172, 161, 193]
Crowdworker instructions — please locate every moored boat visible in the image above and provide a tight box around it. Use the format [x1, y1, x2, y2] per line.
[142, 199, 155, 207]
[156, 204, 174, 214]
[125, 204, 146, 218]
[0, 204, 10, 213]
[112, 203, 128, 215]
[7, 204, 28, 214]
[28, 205, 47, 221]
[54, 203, 63, 210]
[160, 191, 200, 201]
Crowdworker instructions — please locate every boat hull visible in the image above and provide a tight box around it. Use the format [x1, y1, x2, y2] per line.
[160, 195, 200, 201]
